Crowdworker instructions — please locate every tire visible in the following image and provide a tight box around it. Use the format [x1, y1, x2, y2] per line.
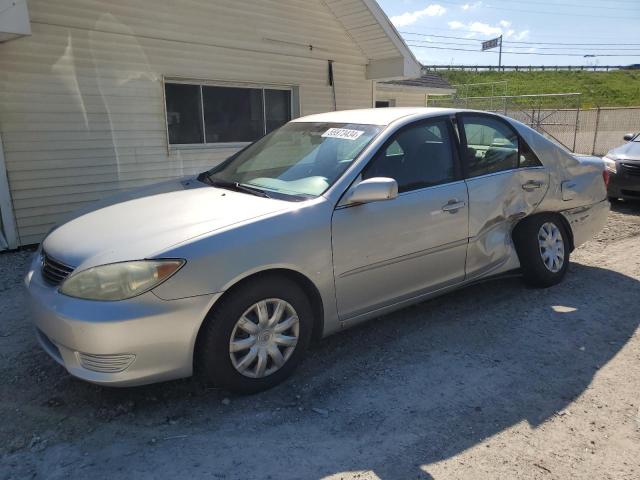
[513, 214, 570, 288]
[196, 275, 313, 394]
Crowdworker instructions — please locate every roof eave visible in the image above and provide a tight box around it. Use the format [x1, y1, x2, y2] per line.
[360, 0, 421, 80]
[0, 0, 31, 43]
[377, 83, 456, 94]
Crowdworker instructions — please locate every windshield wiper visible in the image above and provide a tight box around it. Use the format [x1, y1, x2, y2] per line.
[198, 173, 271, 198]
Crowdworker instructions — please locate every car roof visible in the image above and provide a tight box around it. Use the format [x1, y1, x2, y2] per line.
[290, 107, 464, 126]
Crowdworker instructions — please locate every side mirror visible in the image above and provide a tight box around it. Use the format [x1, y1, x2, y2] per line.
[346, 177, 398, 205]
[623, 132, 636, 141]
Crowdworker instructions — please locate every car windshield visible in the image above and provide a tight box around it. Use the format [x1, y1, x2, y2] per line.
[203, 122, 381, 199]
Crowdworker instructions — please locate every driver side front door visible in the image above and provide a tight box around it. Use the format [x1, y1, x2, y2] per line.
[331, 117, 469, 321]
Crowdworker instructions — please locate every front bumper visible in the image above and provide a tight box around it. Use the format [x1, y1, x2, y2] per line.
[608, 167, 640, 200]
[24, 255, 219, 387]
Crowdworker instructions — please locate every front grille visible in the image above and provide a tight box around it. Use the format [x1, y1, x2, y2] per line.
[77, 352, 136, 373]
[41, 252, 74, 286]
[620, 162, 640, 176]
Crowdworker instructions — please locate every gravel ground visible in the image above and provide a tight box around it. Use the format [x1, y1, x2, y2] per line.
[1, 202, 639, 480]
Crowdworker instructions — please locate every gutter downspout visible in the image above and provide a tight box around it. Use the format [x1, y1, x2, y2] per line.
[328, 60, 337, 111]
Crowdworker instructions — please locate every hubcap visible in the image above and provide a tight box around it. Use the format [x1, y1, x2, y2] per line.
[229, 299, 299, 378]
[538, 222, 565, 273]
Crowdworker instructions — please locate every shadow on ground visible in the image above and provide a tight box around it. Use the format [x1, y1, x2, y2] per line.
[1, 258, 638, 479]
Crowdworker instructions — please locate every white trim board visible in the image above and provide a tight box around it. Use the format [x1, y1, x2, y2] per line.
[0, 133, 18, 249]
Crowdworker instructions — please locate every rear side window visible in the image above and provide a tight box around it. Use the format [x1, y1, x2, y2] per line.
[460, 115, 542, 177]
[363, 118, 457, 193]
[519, 139, 543, 168]
[460, 115, 518, 177]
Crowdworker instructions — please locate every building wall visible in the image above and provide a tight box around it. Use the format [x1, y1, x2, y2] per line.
[0, 0, 375, 245]
[376, 87, 427, 107]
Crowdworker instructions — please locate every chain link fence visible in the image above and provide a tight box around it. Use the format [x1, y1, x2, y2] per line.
[428, 93, 640, 156]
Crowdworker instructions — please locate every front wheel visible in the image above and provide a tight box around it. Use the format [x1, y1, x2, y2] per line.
[513, 214, 570, 288]
[196, 276, 313, 393]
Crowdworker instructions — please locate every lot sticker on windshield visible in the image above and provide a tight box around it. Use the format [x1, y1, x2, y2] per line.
[321, 128, 365, 141]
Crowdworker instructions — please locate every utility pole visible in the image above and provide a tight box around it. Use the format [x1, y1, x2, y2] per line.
[498, 35, 503, 70]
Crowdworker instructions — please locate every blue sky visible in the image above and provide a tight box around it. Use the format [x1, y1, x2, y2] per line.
[377, 0, 640, 66]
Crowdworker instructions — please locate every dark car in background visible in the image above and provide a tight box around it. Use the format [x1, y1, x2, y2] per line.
[604, 133, 640, 201]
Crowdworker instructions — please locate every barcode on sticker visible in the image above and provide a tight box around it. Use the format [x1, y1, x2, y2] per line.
[321, 128, 365, 141]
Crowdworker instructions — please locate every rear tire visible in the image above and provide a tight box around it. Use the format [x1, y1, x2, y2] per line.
[196, 275, 313, 394]
[513, 214, 570, 288]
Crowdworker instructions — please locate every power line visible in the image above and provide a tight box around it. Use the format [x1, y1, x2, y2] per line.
[401, 31, 640, 47]
[406, 44, 640, 57]
[431, 0, 638, 19]
[450, 0, 640, 11]
[405, 38, 640, 51]
[400, 25, 633, 41]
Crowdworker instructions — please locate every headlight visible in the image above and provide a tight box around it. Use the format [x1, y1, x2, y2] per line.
[603, 156, 617, 174]
[59, 259, 185, 301]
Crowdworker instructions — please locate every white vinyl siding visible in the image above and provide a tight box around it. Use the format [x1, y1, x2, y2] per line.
[375, 88, 428, 108]
[0, 0, 374, 245]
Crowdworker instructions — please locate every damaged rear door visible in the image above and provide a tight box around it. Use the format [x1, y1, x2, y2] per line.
[457, 113, 549, 279]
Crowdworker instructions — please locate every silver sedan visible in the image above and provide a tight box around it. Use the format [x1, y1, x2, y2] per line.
[25, 108, 609, 392]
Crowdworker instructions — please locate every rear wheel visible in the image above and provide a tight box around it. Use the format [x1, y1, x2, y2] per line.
[196, 276, 313, 393]
[513, 214, 570, 288]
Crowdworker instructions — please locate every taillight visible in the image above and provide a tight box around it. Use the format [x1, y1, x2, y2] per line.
[602, 169, 610, 187]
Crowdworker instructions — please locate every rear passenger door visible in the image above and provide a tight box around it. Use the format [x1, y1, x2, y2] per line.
[457, 113, 549, 279]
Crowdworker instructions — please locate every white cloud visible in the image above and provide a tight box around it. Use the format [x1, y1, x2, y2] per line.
[467, 21, 503, 37]
[391, 4, 446, 27]
[448, 19, 529, 40]
[462, 1, 482, 11]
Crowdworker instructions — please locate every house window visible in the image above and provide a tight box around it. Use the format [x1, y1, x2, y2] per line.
[375, 99, 395, 108]
[165, 82, 293, 146]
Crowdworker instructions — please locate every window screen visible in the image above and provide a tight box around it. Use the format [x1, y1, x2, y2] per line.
[165, 84, 204, 144]
[265, 89, 292, 134]
[203, 86, 264, 143]
[363, 119, 456, 192]
[164, 83, 293, 145]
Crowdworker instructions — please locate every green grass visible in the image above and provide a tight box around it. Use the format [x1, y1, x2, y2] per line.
[437, 70, 640, 109]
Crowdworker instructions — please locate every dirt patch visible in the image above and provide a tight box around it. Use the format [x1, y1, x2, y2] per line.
[1, 204, 639, 479]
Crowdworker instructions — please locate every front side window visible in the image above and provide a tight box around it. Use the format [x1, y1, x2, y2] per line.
[165, 82, 292, 146]
[363, 118, 457, 193]
[204, 122, 381, 199]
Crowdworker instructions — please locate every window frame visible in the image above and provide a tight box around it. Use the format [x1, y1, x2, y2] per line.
[357, 115, 464, 196]
[455, 112, 543, 179]
[163, 77, 295, 150]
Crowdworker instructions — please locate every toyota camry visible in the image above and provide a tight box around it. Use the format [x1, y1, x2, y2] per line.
[25, 108, 609, 393]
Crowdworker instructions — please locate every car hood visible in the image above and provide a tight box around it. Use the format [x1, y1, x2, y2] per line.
[42, 177, 292, 269]
[608, 141, 640, 161]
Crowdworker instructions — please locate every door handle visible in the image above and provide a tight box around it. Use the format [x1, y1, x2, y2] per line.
[522, 180, 544, 191]
[442, 200, 466, 213]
